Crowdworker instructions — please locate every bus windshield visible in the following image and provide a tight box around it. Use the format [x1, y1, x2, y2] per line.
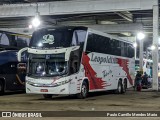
[28, 53, 68, 77]
[29, 28, 87, 49]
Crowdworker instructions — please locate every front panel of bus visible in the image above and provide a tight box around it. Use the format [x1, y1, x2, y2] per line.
[25, 27, 87, 94]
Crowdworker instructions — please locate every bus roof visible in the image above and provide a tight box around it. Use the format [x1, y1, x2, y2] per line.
[35, 26, 88, 32]
[35, 26, 133, 44]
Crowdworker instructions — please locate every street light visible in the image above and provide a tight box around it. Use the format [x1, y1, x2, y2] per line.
[137, 32, 145, 40]
[31, 2, 41, 28]
[136, 32, 145, 72]
[133, 42, 137, 59]
[151, 45, 156, 50]
[133, 42, 137, 48]
[28, 24, 33, 29]
[32, 17, 41, 28]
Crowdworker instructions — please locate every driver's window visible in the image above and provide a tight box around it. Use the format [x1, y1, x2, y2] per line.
[70, 51, 80, 75]
[70, 57, 79, 74]
[71, 60, 78, 74]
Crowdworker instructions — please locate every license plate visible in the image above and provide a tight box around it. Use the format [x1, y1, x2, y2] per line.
[40, 89, 48, 92]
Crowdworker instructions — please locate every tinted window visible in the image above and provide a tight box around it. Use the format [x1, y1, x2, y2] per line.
[0, 62, 17, 74]
[16, 37, 29, 48]
[128, 45, 134, 58]
[86, 33, 110, 54]
[30, 29, 73, 48]
[86, 32, 134, 58]
[30, 28, 87, 49]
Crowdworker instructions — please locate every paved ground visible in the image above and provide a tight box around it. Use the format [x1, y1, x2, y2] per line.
[0, 88, 160, 120]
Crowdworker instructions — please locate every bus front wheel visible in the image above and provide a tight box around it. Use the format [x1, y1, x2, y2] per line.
[77, 81, 89, 99]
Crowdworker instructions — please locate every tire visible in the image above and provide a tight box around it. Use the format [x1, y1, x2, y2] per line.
[116, 80, 123, 94]
[0, 81, 4, 95]
[122, 80, 127, 93]
[43, 94, 53, 99]
[77, 81, 89, 99]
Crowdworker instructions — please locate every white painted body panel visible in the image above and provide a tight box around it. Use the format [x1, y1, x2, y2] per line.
[26, 51, 135, 94]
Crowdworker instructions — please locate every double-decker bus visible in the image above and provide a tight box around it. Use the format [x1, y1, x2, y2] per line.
[18, 26, 135, 98]
[0, 31, 30, 95]
[0, 50, 25, 94]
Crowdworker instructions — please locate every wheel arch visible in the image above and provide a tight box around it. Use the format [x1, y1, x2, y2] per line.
[77, 78, 89, 99]
[119, 78, 123, 82]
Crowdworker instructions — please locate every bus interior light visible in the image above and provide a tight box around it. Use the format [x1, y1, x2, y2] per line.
[38, 42, 43, 47]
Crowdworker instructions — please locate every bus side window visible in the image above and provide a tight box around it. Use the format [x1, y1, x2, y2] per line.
[128, 45, 134, 58]
[121, 42, 125, 57]
[86, 33, 94, 52]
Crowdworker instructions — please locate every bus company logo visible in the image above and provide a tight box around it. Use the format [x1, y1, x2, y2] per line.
[90, 53, 117, 64]
[2, 112, 11, 117]
[42, 34, 54, 44]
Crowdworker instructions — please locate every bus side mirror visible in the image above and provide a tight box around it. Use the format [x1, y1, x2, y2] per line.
[18, 47, 28, 62]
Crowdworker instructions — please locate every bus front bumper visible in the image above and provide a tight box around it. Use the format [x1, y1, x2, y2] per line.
[26, 83, 70, 95]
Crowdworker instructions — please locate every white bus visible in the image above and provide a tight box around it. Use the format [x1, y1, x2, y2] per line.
[135, 59, 153, 76]
[18, 26, 135, 98]
[135, 58, 160, 77]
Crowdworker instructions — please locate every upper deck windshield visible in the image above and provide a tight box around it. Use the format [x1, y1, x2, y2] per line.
[29, 27, 87, 49]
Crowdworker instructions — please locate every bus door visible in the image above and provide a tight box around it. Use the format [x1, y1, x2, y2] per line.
[68, 50, 82, 94]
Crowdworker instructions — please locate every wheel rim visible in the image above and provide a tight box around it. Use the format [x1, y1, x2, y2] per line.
[82, 84, 87, 97]
[118, 83, 121, 93]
